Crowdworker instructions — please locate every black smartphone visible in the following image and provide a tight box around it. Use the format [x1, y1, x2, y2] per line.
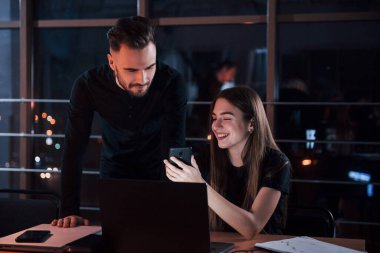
[15, 230, 51, 243]
[169, 147, 192, 166]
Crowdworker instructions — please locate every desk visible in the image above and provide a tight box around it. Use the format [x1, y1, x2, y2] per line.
[211, 232, 366, 252]
[0, 232, 366, 253]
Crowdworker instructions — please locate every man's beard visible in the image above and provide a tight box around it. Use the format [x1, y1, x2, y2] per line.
[114, 71, 150, 97]
[127, 82, 149, 97]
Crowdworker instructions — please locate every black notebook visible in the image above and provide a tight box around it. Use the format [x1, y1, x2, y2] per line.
[98, 179, 234, 253]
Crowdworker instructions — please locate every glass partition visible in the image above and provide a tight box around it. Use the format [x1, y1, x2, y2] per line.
[278, 0, 380, 14]
[34, 0, 136, 19]
[0, 0, 19, 21]
[150, 0, 267, 17]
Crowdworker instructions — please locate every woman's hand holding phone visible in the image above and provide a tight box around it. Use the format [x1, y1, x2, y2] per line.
[168, 147, 192, 166]
[164, 149, 205, 183]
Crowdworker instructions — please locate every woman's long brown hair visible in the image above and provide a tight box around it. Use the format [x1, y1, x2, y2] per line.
[208, 87, 279, 230]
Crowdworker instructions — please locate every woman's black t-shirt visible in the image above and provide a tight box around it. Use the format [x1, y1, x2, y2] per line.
[224, 147, 291, 234]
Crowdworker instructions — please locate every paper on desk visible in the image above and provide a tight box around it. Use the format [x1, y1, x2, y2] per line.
[255, 236, 365, 253]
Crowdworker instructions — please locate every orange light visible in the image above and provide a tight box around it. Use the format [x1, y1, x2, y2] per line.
[50, 119, 56, 125]
[302, 159, 312, 166]
[207, 134, 212, 141]
[46, 130, 53, 136]
[42, 112, 47, 118]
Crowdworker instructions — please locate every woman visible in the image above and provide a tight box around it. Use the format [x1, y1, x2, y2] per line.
[164, 87, 291, 239]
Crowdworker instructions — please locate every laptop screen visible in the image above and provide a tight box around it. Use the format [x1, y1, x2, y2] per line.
[98, 179, 212, 253]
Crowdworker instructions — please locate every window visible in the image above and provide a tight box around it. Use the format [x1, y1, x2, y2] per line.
[1, 2, 379, 251]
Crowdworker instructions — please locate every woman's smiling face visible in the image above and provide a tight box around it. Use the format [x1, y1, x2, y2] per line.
[211, 98, 250, 154]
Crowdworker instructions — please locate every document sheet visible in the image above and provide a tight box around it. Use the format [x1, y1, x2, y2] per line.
[255, 236, 365, 253]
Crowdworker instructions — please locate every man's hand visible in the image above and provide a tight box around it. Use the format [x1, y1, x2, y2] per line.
[51, 215, 89, 228]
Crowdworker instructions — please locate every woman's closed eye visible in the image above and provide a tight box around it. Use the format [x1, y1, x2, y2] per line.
[211, 116, 233, 122]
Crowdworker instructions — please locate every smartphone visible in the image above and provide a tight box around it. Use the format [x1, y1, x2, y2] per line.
[169, 147, 192, 166]
[15, 230, 51, 243]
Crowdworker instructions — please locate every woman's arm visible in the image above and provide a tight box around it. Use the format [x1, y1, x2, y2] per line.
[207, 185, 280, 239]
[164, 156, 281, 239]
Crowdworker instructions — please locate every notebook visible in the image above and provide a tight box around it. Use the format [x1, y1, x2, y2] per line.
[98, 179, 234, 253]
[0, 224, 101, 252]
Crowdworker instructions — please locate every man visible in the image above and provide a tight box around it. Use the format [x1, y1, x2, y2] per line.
[52, 16, 187, 227]
[198, 60, 237, 102]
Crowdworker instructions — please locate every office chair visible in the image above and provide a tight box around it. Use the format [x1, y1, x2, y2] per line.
[284, 205, 336, 237]
[0, 189, 61, 237]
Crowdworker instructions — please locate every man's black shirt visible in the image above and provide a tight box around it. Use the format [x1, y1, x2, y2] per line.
[62, 62, 187, 216]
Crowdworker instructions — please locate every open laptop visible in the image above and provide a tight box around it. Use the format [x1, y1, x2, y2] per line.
[98, 179, 234, 253]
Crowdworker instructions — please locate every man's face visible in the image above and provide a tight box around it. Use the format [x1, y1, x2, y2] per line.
[107, 42, 157, 97]
[217, 66, 237, 83]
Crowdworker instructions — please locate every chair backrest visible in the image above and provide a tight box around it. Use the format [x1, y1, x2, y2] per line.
[284, 205, 336, 237]
[0, 189, 61, 237]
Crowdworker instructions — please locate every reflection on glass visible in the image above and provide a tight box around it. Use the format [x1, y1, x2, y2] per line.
[278, 1, 380, 14]
[34, 28, 109, 99]
[34, 0, 136, 19]
[0, 30, 19, 97]
[278, 20, 380, 235]
[278, 21, 380, 154]
[0, 0, 19, 21]
[150, 0, 267, 17]
[0, 28, 19, 191]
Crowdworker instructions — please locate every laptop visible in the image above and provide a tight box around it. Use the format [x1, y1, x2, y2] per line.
[98, 179, 234, 253]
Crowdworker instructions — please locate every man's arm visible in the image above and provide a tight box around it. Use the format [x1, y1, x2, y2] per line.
[61, 77, 94, 217]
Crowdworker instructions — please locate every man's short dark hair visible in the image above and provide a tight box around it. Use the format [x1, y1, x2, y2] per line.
[107, 16, 155, 51]
[216, 60, 237, 71]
